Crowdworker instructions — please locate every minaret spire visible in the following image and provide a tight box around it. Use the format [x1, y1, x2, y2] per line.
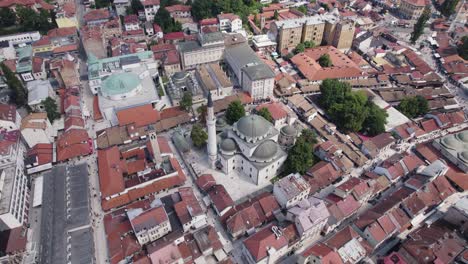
[206, 93, 217, 168]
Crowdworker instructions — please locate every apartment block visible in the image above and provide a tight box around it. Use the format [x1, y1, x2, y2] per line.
[270, 14, 355, 52]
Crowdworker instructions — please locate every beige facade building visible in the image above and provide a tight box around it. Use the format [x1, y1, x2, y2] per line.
[271, 14, 355, 52]
[178, 32, 225, 69]
[399, 0, 426, 20]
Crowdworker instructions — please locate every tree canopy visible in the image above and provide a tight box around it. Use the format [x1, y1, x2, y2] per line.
[154, 6, 182, 33]
[180, 91, 193, 111]
[296, 5, 308, 14]
[129, 0, 144, 14]
[410, 6, 430, 43]
[440, 0, 459, 17]
[397, 96, 429, 118]
[0, 8, 16, 27]
[191, 124, 208, 148]
[257, 107, 273, 123]
[458, 36, 468, 60]
[1, 63, 27, 106]
[191, 0, 261, 23]
[42, 97, 60, 122]
[225, 100, 245, 125]
[318, 54, 332, 67]
[197, 104, 207, 124]
[16, 7, 55, 34]
[283, 129, 317, 175]
[303, 41, 316, 49]
[319, 79, 387, 135]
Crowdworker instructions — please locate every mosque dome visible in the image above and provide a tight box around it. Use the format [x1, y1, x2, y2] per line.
[252, 140, 278, 162]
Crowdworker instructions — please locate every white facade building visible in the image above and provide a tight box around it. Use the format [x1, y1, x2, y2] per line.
[224, 44, 275, 100]
[0, 130, 29, 229]
[273, 173, 311, 209]
[0, 104, 21, 131]
[218, 13, 242, 32]
[142, 0, 160, 21]
[219, 114, 287, 186]
[128, 205, 172, 245]
[20, 113, 56, 148]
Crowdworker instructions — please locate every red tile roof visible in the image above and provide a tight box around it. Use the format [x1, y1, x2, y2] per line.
[208, 184, 234, 214]
[243, 223, 289, 262]
[116, 104, 161, 128]
[130, 206, 168, 232]
[27, 143, 53, 165]
[0, 104, 16, 123]
[56, 129, 91, 161]
[142, 0, 159, 6]
[165, 4, 191, 13]
[47, 27, 77, 38]
[163, 32, 185, 41]
[306, 161, 341, 190]
[195, 174, 216, 192]
[255, 102, 288, 121]
[98, 146, 126, 198]
[84, 9, 110, 23]
[301, 243, 343, 263]
[291, 46, 362, 81]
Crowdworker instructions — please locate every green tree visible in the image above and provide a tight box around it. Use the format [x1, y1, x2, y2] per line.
[95, 0, 111, 8]
[197, 104, 207, 124]
[397, 96, 429, 118]
[0, 8, 16, 27]
[257, 107, 273, 123]
[273, 10, 279, 20]
[362, 101, 388, 136]
[191, 0, 213, 20]
[42, 97, 60, 122]
[297, 5, 308, 14]
[328, 92, 368, 132]
[299, 129, 318, 145]
[284, 132, 316, 175]
[440, 0, 459, 17]
[303, 40, 316, 48]
[191, 124, 208, 147]
[318, 54, 332, 67]
[458, 36, 468, 60]
[180, 91, 193, 111]
[319, 78, 351, 109]
[410, 6, 430, 43]
[294, 43, 305, 54]
[16, 7, 55, 34]
[130, 0, 143, 14]
[1, 63, 27, 106]
[154, 7, 182, 33]
[225, 100, 245, 125]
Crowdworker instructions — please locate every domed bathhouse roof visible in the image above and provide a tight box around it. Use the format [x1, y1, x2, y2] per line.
[216, 117, 228, 132]
[281, 125, 296, 136]
[456, 130, 468, 143]
[101, 72, 141, 99]
[441, 135, 458, 150]
[252, 140, 278, 162]
[220, 138, 237, 154]
[234, 115, 272, 142]
[172, 71, 189, 81]
[459, 151, 468, 164]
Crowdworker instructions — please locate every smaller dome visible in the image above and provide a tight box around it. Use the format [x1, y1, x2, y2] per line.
[459, 151, 468, 164]
[220, 138, 237, 153]
[252, 140, 278, 162]
[216, 118, 227, 126]
[456, 131, 468, 143]
[281, 125, 296, 136]
[441, 136, 458, 150]
[172, 71, 188, 81]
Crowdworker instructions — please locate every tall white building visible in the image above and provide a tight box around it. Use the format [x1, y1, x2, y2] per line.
[219, 115, 287, 186]
[0, 130, 29, 229]
[206, 94, 217, 168]
[224, 44, 275, 100]
[142, 0, 160, 21]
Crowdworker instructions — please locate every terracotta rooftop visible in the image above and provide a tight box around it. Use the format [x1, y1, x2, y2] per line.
[255, 102, 288, 121]
[291, 46, 362, 81]
[0, 104, 16, 123]
[116, 104, 161, 128]
[130, 206, 168, 233]
[243, 223, 289, 262]
[98, 146, 126, 198]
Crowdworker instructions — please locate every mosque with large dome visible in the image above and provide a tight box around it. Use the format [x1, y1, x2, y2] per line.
[217, 114, 288, 185]
[432, 130, 468, 173]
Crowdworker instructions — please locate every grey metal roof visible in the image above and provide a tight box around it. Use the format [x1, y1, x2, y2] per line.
[252, 140, 278, 162]
[220, 138, 236, 152]
[235, 114, 272, 139]
[199, 32, 224, 45]
[39, 164, 94, 264]
[178, 40, 202, 53]
[242, 63, 275, 81]
[225, 44, 275, 80]
[281, 125, 296, 136]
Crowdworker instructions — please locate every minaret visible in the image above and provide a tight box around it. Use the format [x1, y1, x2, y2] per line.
[149, 131, 162, 165]
[206, 93, 217, 169]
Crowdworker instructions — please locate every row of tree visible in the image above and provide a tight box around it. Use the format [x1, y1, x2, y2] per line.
[191, 0, 261, 23]
[0, 7, 55, 34]
[410, 6, 430, 43]
[319, 79, 388, 136]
